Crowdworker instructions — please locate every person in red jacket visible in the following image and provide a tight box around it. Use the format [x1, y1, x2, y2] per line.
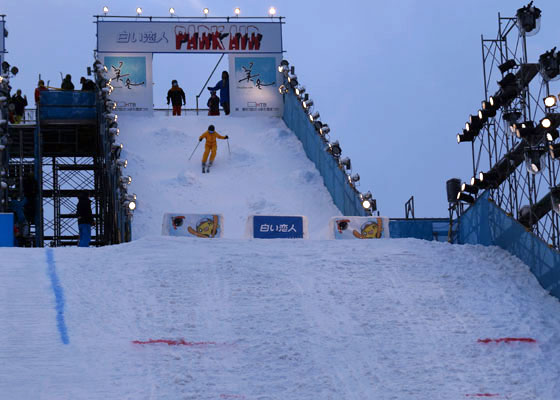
[198, 125, 228, 172]
[167, 79, 186, 116]
[34, 80, 48, 105]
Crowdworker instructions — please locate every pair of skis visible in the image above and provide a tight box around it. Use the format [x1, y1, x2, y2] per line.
[202, 163, 212, 173]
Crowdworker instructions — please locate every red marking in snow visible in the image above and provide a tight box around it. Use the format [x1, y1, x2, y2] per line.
[465, 394, 500, 397]
[477, 337, 536, 344]
[132, 339, 217, 346]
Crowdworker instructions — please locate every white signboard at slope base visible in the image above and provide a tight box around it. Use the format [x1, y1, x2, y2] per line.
[329, 216, 391, 239]
[229, 54, 283, 117]
[99, 53, 153, 112]
[97, 21, 282, 54]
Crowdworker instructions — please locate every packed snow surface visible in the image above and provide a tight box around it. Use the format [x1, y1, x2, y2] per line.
[1, 238, 560, 399]
[118, 115, 341, 239]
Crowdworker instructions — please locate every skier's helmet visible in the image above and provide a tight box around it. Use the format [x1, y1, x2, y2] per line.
[208, 125, 215, 132]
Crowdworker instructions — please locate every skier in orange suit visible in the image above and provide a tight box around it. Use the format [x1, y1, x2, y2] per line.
[199, 125, 228, 172]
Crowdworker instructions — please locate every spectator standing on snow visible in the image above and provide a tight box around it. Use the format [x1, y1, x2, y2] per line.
[34, 80, 48, 104]
[207, 71, 230, 115]
[11, 89, 28, 124]
[76, 192, 94, 247]
[61, 74, 75, 91]
[80, 77, 96, 91]
[199, 124, 228, 171]
[207, 90, 220, 116]
[167, 79, 186, 116]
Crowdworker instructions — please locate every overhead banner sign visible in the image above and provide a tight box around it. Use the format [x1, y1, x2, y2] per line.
[229, 54, 283, 116]
[99, 53, 153, 112]
[97, 21, 283, 54]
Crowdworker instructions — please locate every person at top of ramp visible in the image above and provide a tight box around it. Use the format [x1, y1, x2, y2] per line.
[167, 79, 186, 116]
[199, 125, 228, 173]
[207, 71, 230, 115]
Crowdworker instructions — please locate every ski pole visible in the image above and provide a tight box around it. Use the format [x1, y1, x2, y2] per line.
[226, 137, 231, 157]
[188, 140, 201, 160]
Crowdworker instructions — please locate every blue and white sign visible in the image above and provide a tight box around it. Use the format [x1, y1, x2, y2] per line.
[249, 215, 307, 239]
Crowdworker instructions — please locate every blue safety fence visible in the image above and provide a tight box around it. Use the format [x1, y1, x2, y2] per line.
[458, 191, 560, 300]
[39, 91, 96, 120]
[0, 212, 14, 247]
[282, 91, 366, 216]
[389, 218, 450, 242]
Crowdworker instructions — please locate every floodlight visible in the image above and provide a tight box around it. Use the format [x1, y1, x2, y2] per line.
[309, 111, 320, 122]
[103, 6, 109, 15]
[549, 143, 560, 159]
[540, 114, 560, 131]
[269, 7, 277, 16]
[169, 7, 175, 16]
[104, 112, 117, 122]
[538, 48, 560, 81]
[498, 59, 517, 74]
[234, 7, 241, 15]
[278, 59, 289, 73]
[294, 85, 306, 96]
[503, 110, 522, 126]
[461, 182, 479, 195]
[124, 193, 137, 202]
[457, 192, 475, 204]
[287, 73, 298, 86]
[516, 2, 542, 36]
[478, 107, 496, 122]
[320, 124, 330, 135]
[340, 157, 351, 170]
[112, 143, 123, 152]
[498, 73, 516, 89]
[457, 130, 474, 144]
[551, 186, 560, 216]
[546, 129, 559, 142]
[203, 8, 209, 15]
[136, 7, 143, 15]
[515, 120, 536, 139]
[544, 95, 557, 108]
[361, 191, 373, 209]
[329, 141, 342, 157]
[278, 84, 288, 95]
[524, 148, 545, 174]
[109, 127, 119, 135]
[351, 173, 360, 183]
[1, 61, 10, 73]
[489, 95, 500, 108]
[116, 159, 127, 168]
[124, 200, 136, 211]
[302, 99, 314, 109]
[120, 176, 132, 185]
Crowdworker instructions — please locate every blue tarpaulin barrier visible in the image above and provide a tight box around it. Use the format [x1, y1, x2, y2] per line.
[458, 191, 560, 299]
[282, 91, 366, 216]
[0, 213, 14, 247]
[389, 219, 450, 242]
[39, 91, 96, 120]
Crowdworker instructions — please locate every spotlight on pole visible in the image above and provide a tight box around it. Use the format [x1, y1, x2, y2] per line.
[546, 129, 559, 142]
[203, 8, 209, 16]
[524, 147, 545, 174]
[457, 192, 475, 204]
[278, 84, 288, 95]
[294, 85, 306, 96]
[361, 191, 373, 210]
[457, 130, 475, 144]
[328, 141, 342, 158]
[516, 1, 542, 36]
[278, 59, 289, 74]
[538, 47, 560, 81]
[350, 173, 360, 183]
[540, 114, 560, 131]
[319, 124, 330, 136]
[169, 7, 175, 16]
[549, 143, 560, 159]
[544, 95, 557, 108]
[234, 7, 241, 16]
[136, 7, 143, 16]
[498, 59, 517, 74]
[103, 6, 109, 15]
[302, 99, 314, 110]
[340, 157, 351, 170]
[461, 182, 479, 195]
[309, 111, 320, 122]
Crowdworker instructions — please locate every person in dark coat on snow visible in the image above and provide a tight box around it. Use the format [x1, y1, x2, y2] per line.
[61, 74, 75, 91]
[207, 90, 220, 116]
[207, 71, 230, 115]
[76, 192, 94, 247]
[167, 79, 186, 116]
[80, 77, 96, 91]
[11, 89, 27, 124]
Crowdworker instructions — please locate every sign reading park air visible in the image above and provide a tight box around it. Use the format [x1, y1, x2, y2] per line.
[97, 21, 283, 53]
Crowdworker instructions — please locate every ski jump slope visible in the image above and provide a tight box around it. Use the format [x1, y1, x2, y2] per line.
[2, 115, 560, 399]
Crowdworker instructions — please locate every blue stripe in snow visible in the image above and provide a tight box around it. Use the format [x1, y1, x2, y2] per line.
[46, 248, 69, 345]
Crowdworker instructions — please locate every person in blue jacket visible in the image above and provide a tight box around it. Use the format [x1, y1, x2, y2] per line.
[207, 71, 230, 115]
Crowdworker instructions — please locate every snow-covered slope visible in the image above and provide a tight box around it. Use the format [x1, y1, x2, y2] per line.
[1, 238, 560, 399]
[119, 115, 341, 239]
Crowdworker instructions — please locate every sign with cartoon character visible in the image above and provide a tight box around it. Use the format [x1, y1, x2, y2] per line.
[99, 53, 153, 112]
[97, 21, 283, 54]
[229, 54, 283, 117]
[246, 215, 308, 239]
[162, 213, 223, 238]
[330, 217, 390, 239]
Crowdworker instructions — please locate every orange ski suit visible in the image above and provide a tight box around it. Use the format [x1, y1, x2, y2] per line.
[199, 130, 227, 163]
